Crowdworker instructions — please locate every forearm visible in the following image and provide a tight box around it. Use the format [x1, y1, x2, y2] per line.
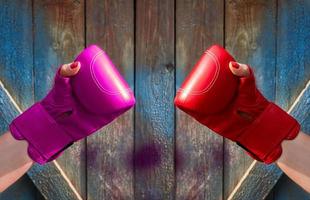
[277, 131, 310, 193]
[0, 131, 33, 192]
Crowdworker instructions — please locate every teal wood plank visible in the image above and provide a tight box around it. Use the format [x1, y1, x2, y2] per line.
[272, 0, 310, 198]
[85, 0, 135, 199]
[33, 1, 86, 199]
[0, 1, 40, 199]
[175, 0, 224, 199]
[0, 0, 33, 110]
[225, 0, 277, 198]
[276, 0, 310, 109]
[135, 0, 175, 198]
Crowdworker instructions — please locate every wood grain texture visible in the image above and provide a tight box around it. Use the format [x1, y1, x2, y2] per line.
[276, 0, 310, 109]
[175, 0, 224, 199]
[225, 0, 277, 198]
[0, 80, 83, 200]
[0, 0, 33, 110]
[0, 1, 309, 199]
[135, 0, 175, 199]
[227, 80, 310, 200]
[0, 1, 42, 199]
[33, 0, 86, 199]
[272, 0, 310, 197]
[85, 0, 135, 199]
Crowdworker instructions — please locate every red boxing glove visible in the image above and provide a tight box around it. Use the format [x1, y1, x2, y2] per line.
[174, 44, 300, 164]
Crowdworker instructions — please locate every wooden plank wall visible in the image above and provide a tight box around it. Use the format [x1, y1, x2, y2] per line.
[268, 0, 310, 199]
[135, 0, 175, 199]
[86, 0, 134, 199]
[225, 0, 277, 198]
[0, 0, 309, 199]
[176, 1, 224, 199]
[0, 0, 43, 199]
[33, 1, 86, 199]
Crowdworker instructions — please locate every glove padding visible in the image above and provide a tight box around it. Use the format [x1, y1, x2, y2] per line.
[9, 45, 136, 164]
[175, 45, 300, 164]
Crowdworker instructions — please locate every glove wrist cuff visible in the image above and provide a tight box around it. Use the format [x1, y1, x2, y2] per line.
[237, 103, 300, 164]
[9, 103, 73, 164]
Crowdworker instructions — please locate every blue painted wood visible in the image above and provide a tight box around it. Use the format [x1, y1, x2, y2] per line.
[135, 0, 175, 198]
[0, 0, 41, 199]
[33, 1, 86, 198]
[175, 0, 224, 199]
[225, 0, 277, 198]
[276, 0, 310, 109]
[86, 0, 135, 199]
[0, 0, 34, 110]
[273, 0, 310, 198]
[0, 1, 309, 199]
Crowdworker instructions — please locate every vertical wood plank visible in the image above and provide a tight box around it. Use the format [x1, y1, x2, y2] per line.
[175, 0, 224, 199]
[225, 0, 277, 198]
[0, 1, 40, 199]
[274, 0, 310, 198]
[135, 0, 175, 199]
[0, 0, 33, 110]
[276, 0, 310, 109]
[86, 0, 135, 199]
[33, 0, 86, 198]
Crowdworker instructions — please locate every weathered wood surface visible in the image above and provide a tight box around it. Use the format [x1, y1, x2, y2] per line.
[0, 0, 33, 110]
[175, 0, 224, 199]
[0, 0, 309, 199]
[227, 80, 310, 200]
[0, 0, 41, 199]
[225, 0, 277, 198]
[33, 1, 86, 199]
[276, 0, 310, 109]
[86, 0, 135, 199]
[135, 0, 175, 199]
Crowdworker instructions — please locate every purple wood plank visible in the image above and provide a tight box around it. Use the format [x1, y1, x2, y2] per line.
[135, 0, 175, 199]
[33, 1, 86, 198]
[86, 0, 135, 199]
[175, 0, 224, 199]
[224, 0, 277, 198]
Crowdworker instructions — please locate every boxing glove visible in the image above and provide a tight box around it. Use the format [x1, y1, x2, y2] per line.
[9, 45, 135, 164]
[174, 44, 300, 164]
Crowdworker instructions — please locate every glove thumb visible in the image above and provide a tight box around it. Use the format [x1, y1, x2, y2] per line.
[41, 62, 80, 112]
[229, 62, 257, 102]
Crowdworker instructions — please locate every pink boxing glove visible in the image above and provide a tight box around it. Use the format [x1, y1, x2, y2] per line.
[9, 45, 135, 164]
[175, 44, 300, 164]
